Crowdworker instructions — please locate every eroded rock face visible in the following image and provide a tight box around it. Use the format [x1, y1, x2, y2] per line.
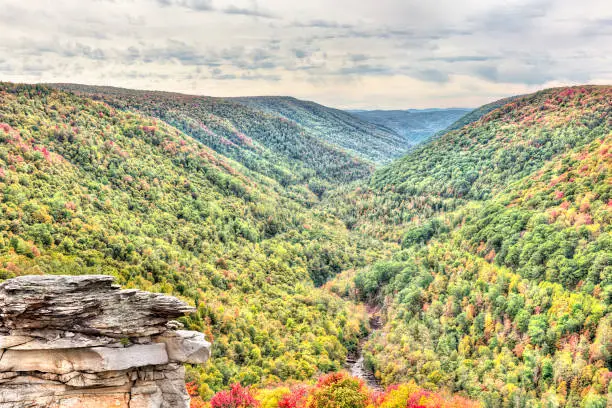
[0, 275, 211, 408]
[0, 275, 195, 337]
[154, 331, 211, 364]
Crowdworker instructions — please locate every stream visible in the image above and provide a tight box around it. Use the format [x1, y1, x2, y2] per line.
[345, 312, 382, 391]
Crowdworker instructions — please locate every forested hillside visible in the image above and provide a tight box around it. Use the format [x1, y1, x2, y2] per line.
[342, 86, 611, 407]
[0, 82, 391, 398]
[350, 108, 471, 145]
[233, 96, 408, 163]
[373, 87, 610, 198]
[0, 82, 610, 408]
[439, 95, 524, 134]
[325, 86, 611, 240]
[50, 85, 402, 198]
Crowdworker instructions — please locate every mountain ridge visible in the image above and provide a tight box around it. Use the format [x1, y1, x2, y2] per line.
[230, 95, 410, 163]
[51, 83, 406, 162]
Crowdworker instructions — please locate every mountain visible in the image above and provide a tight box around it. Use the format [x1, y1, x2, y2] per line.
[1, 82, 610, 408]
[0, 82, 387, 397]
[373, 86, 610, 198]
[49, 84, 381, 199]
[349, 108, 471, 145]
[439, 94, 525, 134]
[325, 86, 611, 240]
[355, 135, 610, 406]
[458, 135, 611, 290]
[342, 86, 611, 407]
[233, 96, 409, 163]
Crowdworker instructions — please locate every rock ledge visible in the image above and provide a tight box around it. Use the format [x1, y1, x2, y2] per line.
[0, 275, 211, 408]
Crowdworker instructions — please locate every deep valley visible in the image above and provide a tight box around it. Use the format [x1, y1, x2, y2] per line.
[0, 83, 609, 408]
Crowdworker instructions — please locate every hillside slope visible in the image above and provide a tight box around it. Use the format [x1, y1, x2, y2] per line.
[233, 96, 409, 163]
[439, 94, 525, 134]
[0, 83, 387, 397]
[350, 108, 471, 144]
[340, 86, 611, 407]
[51, 84, 376, 198]
[373, 86, 611, 198]
[459, 136, 611, 289]
[357, 135, 610, 407]
[325, 86, 611, 240]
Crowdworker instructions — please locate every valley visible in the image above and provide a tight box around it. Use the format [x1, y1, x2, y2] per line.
[349, 108, 472, 145]
[0, 82, 609, 408]
[346, 307, 382, 391]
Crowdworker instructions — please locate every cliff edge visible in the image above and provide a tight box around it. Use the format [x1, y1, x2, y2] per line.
[0, 275, 211, 408]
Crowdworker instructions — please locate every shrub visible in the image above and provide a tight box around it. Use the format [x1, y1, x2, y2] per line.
[278, 386, 309, 408]
[258, 387, 291, 408]
[305, 372, 369, 408]
[210, 383, 259, 408]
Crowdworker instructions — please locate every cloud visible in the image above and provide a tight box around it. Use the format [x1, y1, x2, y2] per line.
[293, 49, 309, 59]
[580, 18, 612, 36]
[469, 0, 553, 33]
[61, 43, 107, 60]
[124, 41, 222, 65]
[348, 54, 370, 63]
[223, 4, 276, 18]
[470, 57, 592, 86]
[156, 0, 213, 11]
[114, 41, 283, 73]
[293, 19, 355, 29]
[210, 68, 237, 80]
[0, 0, 611, 108]
[336, 64, 394, 76]
[423, 55, 499, 63]
[157, 0, 276, 17]
[410, 68, 450, 83]
[240, 72, 281, 81]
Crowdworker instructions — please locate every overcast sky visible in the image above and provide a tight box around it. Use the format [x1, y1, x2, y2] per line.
[1, 0, 611, 108]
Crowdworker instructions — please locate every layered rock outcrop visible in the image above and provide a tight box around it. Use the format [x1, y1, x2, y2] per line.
[0, 275, 211, 408]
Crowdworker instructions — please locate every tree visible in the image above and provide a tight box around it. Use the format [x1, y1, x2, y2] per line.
[210, 383, 259, 408]
[305, 373, 368, 408]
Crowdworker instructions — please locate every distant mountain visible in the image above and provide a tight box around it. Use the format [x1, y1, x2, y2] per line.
[326, 86, 612, 240]
[372, 86, 611, 200]
[348, 108, 471, 144]
[233, 96, 409, 163]
[50, 85, 386, 198]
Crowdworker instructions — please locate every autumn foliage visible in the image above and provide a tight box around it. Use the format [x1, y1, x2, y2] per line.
[404, 390, 479, 408]
[305, 372, 369, 408]
[187, 382, 207, 408]
[210, 383, 259, 408]
[205, 375, 480, 408]
[277, 387, 308, 408]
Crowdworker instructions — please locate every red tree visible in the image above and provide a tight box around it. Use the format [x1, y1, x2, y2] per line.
[210, 383, 259, 408]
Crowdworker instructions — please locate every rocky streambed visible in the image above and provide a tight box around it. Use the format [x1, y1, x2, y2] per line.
[346, 312, 382, 391]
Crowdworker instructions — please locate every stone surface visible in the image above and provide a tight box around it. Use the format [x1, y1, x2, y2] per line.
[0, 336, 33, 349]
[7, 331, 122, 350]
[58, 394, 130, 408]
[154, 330, 211, 364]
[0, 275, 195, 337]
[130, 383, 164, 408]
[0, 344, 169, 374]
[0, 275, 211, 408]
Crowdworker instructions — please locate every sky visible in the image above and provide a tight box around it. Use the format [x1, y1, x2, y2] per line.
[0, 0, 611, 109]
